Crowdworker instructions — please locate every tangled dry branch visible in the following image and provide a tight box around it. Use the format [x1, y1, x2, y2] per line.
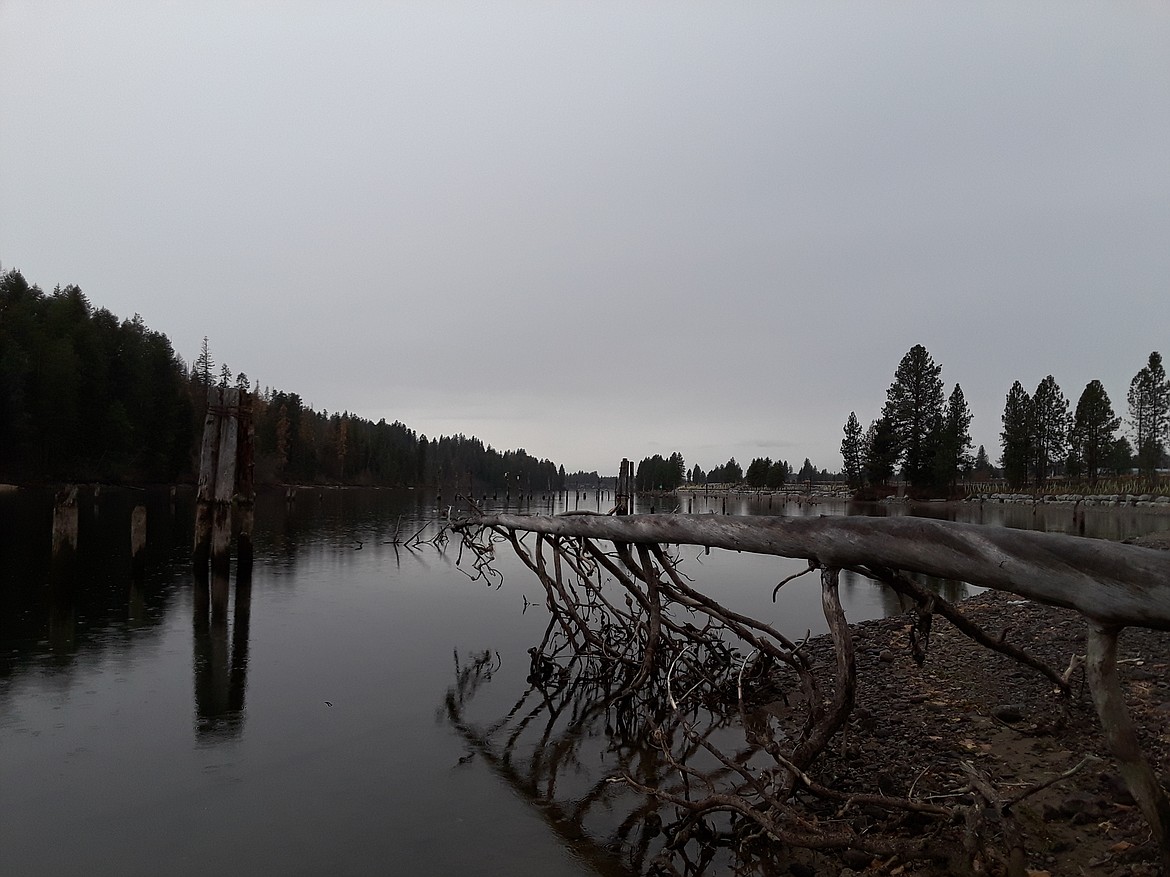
[448, 512, 1170, 875]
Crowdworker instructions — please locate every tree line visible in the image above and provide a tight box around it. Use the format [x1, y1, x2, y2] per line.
[841, 344, 1168, 495]
[633, 453, 841, 492]
[0, 269, 573, 490]
[998, 352, 1167, 488]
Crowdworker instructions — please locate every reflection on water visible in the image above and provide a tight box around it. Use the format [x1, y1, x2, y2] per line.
[192, 569, 251, 740]
[839, 567, 972, 617]
[1, 485, 1167, 876]
[444, 646, 786, 877]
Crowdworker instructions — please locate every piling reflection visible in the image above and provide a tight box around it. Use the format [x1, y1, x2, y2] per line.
[192, 566, 252, 741]
[442, 643, 788, 877]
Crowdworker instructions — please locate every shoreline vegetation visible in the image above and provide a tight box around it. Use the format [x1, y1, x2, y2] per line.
[674, 482, 1170, 511]
[5, 272, 1166, 506]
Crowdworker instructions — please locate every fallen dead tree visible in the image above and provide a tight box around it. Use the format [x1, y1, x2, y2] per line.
[451, 510, 1170, 875]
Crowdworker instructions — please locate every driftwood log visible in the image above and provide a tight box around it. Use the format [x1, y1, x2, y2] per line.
[452, 511, 1170, 874]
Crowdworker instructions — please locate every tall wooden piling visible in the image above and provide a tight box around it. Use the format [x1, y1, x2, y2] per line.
[615, 459, 632, 515]
[236, 391, 255, 569]
[210, 388, 239, 578]
[193, 388, 221, 571]
[194, 387, 254, 579]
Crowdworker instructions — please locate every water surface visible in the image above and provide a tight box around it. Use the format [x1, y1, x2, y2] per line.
[2, 487, 1164, 875]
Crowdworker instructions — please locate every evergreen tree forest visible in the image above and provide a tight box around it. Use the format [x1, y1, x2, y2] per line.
[844, 344, 1167, 495]
[0, 269, 566, 490]
[996, 357, 1165, 489]
[634, 454, 808, 490]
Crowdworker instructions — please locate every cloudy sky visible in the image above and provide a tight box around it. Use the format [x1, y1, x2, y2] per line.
[2, 2, 1167, 475]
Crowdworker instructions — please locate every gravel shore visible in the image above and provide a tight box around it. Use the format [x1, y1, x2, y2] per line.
[788, 580, 1170, 876]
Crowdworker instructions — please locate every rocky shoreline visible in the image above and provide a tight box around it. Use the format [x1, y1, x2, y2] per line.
[790, 551, 1170, 877]
[962, 492, 1170, 510]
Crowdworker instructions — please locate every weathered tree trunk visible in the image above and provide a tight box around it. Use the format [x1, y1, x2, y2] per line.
[459, 512, 1170, 628]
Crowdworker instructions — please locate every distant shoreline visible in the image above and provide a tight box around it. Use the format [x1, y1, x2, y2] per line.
[671, 484, 1170, 513]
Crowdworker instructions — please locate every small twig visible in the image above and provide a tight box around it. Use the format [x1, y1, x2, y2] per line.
[1005, 755, 1102, 808]
[772, 561, 817, 602]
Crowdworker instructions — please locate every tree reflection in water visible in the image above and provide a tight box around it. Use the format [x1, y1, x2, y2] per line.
[443, 635, 792, 876]
[438, 522, 1047, 875]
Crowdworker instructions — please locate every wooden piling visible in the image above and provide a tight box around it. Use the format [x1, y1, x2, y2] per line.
[615, 459, 632, 515]
[193, 387, 221, 572]
[236, 390, 255, 570]
[210, 387, 240, 578]
[52, 486, 79, 556]
[131, 504, 147, 582]
[194, 386, 253, 579]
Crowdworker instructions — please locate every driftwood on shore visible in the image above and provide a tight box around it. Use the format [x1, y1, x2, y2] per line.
[451, 510, 1170, 875]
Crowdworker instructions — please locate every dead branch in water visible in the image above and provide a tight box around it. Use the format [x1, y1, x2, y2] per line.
[450, 511, 1170, 873]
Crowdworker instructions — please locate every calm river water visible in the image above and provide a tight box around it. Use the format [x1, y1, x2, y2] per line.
[1, 487, 1165, 876]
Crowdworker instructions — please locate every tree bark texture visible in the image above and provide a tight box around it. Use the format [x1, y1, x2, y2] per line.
[459, 513, 1170, 629]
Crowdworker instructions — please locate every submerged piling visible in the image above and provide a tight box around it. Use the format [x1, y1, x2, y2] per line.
[52, 486, 79, 557]
[131, 504, 147, 582]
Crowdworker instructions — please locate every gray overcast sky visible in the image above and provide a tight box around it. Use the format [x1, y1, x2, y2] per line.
[2, 2, 1167, 475]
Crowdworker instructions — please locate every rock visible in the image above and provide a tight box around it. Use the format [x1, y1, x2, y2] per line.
[841, 850, 874, 869]
[788, 863, 816, 877]
[1041, 803, 1064, 822]
[1098, 770, 1136, 805]
[992, 703, 1026, 723]
[878, 649, 895, 663]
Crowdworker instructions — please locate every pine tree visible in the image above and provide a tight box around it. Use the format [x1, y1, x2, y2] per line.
[723, 458, 743, 484]
[1068, 380, 1120, 481]
[1109, 436, 1134, 475]
[765, 459, 789, 488]
[863, 418, 898, 487]
[797, 458, 817, 483]
[1030, 375, 1069, 487]
[745, 457, 772, 488]
[1000, 381, 1032, 488]
[973, 445, 993, 478]
[931, 384, 973, 490]
[840, 412, 864, 489]
[194, 336, 214, 388]
[1128, 351, 1169, 476]
[881, 345, 945, 488]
